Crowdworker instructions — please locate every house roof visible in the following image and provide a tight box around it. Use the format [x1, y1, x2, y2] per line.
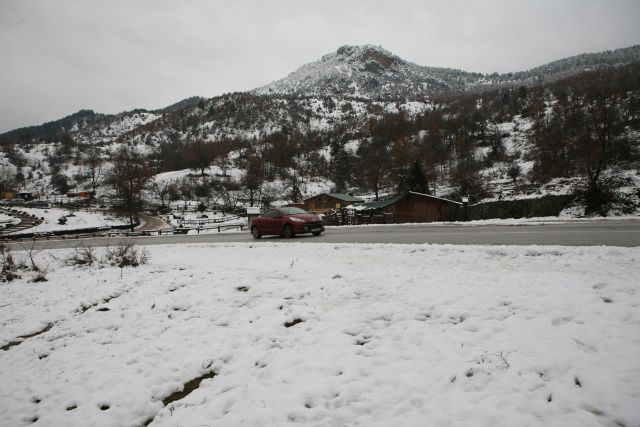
[362, 191, 462, 210]
[305, 193, 364, 203]
[362, 193, 405, 210]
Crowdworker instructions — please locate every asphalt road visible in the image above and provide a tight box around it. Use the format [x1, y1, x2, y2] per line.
[6, 220, 640, 250]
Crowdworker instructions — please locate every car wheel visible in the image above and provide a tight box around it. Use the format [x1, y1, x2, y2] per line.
[283, 224, 295, 238]
[312, 231, 322, 236]
[251, 226, 262, 239]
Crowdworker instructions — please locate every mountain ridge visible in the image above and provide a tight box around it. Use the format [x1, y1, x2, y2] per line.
[254, 44, 640, 98]
[2, 44, 640, 140]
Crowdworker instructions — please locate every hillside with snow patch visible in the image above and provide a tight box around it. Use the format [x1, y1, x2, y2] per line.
[0, 44, 639, 216]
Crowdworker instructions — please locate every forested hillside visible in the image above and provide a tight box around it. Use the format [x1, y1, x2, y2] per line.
[1, 46, 638, 216]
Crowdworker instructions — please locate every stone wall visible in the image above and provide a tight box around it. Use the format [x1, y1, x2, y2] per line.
[465, 195, 575, 220]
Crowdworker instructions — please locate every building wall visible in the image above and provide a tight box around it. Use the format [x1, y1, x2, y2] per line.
[382, 193, 459, 222]
[304, 195, 347, 213]
[1, 191, 17, 200]
[468, 194, 574, 220]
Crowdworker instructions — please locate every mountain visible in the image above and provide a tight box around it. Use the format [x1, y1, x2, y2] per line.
[254, 44, 640, 99]
[253, 44, 483, 99]
[510, 44, 640, 83]
[0, 110, 104, 144]
[1, 44, 639, 216]
[153, 96, 204, 114]
[3, 44, 640, 144]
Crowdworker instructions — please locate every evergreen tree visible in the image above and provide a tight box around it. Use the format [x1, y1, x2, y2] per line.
[400, 160, 430, 194]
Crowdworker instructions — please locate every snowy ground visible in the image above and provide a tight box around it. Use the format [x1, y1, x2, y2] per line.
[7, 208, 128, 234]
[1, 243, 638, 427]
[0, 212, 19, 225]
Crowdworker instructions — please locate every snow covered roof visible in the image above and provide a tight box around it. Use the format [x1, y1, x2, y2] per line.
[363, 191, 462, 210]
[304, 193, 364, 203]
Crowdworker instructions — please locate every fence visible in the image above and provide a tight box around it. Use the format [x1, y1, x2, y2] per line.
[322, 210, 394, 226]
[322, 194, 576, 226]
[177, 215, 242, 228]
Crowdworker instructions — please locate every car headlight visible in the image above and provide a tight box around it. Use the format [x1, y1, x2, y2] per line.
[289, 217, 305, 223]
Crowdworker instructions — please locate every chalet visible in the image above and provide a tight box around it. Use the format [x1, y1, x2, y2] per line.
[0, 191, 17, 200]
[361, 191, 463, 223]
[304, 193, 363, 213]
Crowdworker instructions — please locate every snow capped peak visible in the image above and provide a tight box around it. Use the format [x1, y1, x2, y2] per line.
[252, 44, 640, 100]
[332, 44, 396, 66]
[253, 44, 466, 99]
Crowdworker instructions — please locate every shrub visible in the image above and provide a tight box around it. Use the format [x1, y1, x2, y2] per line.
[0, 244, 19, 282]
[104, 241, 150, 269]
[66, 243, 97, 267]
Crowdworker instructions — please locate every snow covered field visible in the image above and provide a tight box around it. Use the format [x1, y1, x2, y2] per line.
[0, 212, 19, 225]
[0, 243, 638, 426]
[8, 208, 128, 234]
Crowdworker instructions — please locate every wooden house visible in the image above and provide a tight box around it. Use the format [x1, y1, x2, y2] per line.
[0, 191, 17, 200]
[362, 191, 462, 223]
[304, 193, 363, 213]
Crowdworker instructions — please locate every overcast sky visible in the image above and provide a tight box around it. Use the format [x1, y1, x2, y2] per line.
[1, 0, 639, 133]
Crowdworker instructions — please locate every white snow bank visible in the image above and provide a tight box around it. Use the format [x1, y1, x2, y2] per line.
[0, 243, 638, 427]
[0, 212, 18, 224]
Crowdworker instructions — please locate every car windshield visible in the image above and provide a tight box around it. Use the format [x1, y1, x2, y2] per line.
[279, 207, 307, 215]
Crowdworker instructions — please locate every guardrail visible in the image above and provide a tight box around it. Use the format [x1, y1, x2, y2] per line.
[177, 215, 241, 227]
[174, 224, 245, 234]
[0, 222, 140, 242]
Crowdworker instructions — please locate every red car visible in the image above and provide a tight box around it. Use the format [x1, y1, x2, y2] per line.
[250, 207, 325, 239]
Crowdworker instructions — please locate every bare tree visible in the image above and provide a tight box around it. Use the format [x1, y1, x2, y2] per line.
[358, 136, 390, 201]
[108, 146, 153, 230]
[187, 140, 216, 176]
[243, 152, 264, 206]
[83, 147, 105, 197]
[149, 177, 172, 210]
[582, 95, 618, 212]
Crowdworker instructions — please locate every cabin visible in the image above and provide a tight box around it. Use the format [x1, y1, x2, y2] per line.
[17, 192, 34, 201]
[0, 191, 17, 200]
[304, 193, 363, 214]
[66, 191, 95, 198]
[362, 191, 462, 223]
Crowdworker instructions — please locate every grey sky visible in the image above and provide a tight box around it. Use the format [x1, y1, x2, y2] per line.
[1, 0, 639, 133]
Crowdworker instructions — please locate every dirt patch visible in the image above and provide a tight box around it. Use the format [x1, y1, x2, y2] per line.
[78, 292, 123, 313]
[141, 371, 217, 426]
[1, 323, 54, 351]
[284, 318, 304, 328]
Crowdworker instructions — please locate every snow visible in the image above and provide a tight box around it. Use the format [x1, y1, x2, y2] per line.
[153, 164, 244, 185]
[252, 44, 483, 99]
[8, 208, 128, 234]
[0, 212, 17, 224]
[1, 242, 638, 426]
[301, 177, 334, 198]
[85, 112, 161, 141]
[343, 139, 361, 153]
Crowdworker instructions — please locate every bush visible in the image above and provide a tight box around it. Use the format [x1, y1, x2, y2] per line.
[0, 244, 19, 282]
[1, 242, 48, 283]
[104, 241, 150, 269]
[66, 243, 97, 267]
[19, 242, 48, 282]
